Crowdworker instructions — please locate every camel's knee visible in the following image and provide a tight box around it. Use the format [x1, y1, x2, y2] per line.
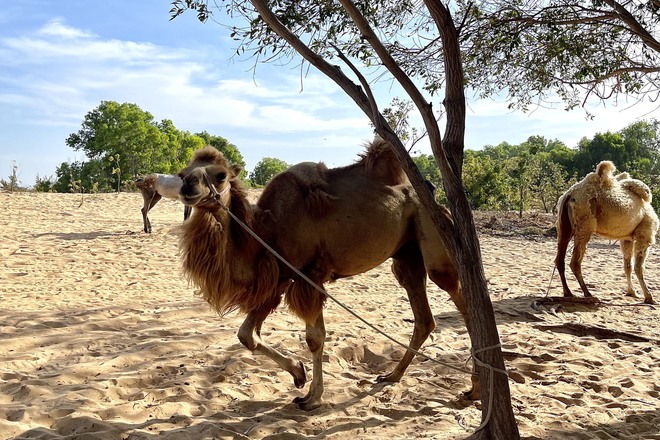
[305, 332, 324, 354]
[305, 321, 325, 353]
[428, 267, 459, 296]
[623, 259, 633, 273]
[237, 323, 258, 351]
[568, 255, 580, 273]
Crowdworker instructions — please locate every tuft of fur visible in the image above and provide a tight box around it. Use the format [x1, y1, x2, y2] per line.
[620, 178, 653, 203]
[358, 137, 408, 185]
[135, 174, 157, 190]
[596, 160, 616, 179]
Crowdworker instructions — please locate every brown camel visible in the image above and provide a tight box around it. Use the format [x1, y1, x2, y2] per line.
[176, 140, 473, 410]
[555, 160, 659, 304]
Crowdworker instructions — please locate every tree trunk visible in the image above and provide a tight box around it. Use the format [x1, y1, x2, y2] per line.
[425, 1, 520, 438]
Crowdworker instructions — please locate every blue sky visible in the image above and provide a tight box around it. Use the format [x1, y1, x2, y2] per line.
[1, 1, 658, 187]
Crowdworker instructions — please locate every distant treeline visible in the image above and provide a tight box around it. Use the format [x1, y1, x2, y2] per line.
[414, 120, 660, 214]
[26, 101, 659, 215]
[32, 101, 245, 193]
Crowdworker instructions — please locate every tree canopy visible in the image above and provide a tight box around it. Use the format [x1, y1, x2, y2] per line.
[249, 157, 290, 186]
[55, 101, 243, 193]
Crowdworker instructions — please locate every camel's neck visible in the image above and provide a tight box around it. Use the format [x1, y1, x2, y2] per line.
[178, 195, 280, 315]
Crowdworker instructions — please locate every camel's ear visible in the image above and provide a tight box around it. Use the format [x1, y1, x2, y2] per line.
[230, 164, 242, 178]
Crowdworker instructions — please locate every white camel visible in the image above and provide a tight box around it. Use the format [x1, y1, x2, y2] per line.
[555, 160, 659, 304]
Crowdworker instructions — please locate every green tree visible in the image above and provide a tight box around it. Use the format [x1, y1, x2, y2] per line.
[412, 154, 445, 202]
[195, 131, 245, 167]
[34, 174, 55, 192]
[62, 101, 242, 192]
[250, 157, 289, 186]
[463, 151, 513, 210]
[52, 159, 110, 193]
[66, 101, 170, 188]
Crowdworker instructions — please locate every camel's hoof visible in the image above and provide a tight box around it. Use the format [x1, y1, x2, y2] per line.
[625, 290, 638, 298]
[292, 361, 306, 389]
[293, 395, 322, 411]
[644, 298, 655, 305]
[462, 388, 480, 401]
[562, 291, 575, 298]
[375, 372, 400, 384]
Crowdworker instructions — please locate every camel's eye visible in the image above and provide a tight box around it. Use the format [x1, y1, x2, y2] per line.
[187, 176, 199, 185]
[215, 171, 227, 182]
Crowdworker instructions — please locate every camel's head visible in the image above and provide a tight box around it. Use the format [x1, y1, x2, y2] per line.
[179, 163, 242, 208]
[178, 146, 230, 179]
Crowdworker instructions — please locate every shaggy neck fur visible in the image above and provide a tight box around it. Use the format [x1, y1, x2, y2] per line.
[178, 181, 280, 315]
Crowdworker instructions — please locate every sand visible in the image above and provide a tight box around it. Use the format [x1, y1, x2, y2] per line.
[1, 190, 658, 439]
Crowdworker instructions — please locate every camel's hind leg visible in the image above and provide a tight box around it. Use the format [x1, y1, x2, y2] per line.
[140, 191, 161, 233]
[377, 242, 435, 384]
[293, 312, 325, 410]
[633, 239, 655, 304]
[620, 240, 636, 298]
[237, 298, 307, 391]
[556, 198, 576, 297]
[570, 234, 593, 297]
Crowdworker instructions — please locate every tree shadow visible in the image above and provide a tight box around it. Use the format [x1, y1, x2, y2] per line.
[33, 231, 121, 240]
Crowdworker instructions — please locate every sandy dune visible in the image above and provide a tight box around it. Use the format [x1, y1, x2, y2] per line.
[1, 191, 658, 439]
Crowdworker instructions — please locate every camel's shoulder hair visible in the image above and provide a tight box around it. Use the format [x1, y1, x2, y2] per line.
[357, 136, 408, 185]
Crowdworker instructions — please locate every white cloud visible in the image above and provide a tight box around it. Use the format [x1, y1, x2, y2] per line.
[0, 18, 374, 182]
[38, 18, 95, 39]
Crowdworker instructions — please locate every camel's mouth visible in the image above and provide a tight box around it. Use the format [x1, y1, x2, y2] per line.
[179, 192, 206, 206]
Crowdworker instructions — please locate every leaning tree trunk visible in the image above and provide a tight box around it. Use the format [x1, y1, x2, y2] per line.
[425, 2, 520, 438]
[249, 0, 520, 438]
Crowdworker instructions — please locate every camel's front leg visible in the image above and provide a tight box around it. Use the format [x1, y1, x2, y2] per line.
[633, 241, 655, 304]
[293, 312, 325, 410]
[237, 305, 307, 389]
[620, 240, 637, 298]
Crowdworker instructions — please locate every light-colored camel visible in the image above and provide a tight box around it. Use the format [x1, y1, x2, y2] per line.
[555, 160, 659, 304]
[176, 140, 472, 410]
[135, 173, 191, 233]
